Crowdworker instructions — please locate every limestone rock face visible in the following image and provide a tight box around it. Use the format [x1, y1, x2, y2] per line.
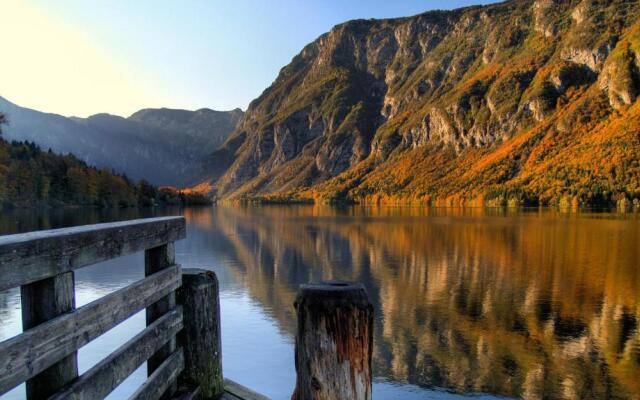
[571, 0, 589, 24]
[533, 0, 559, 38]
[199, 0, 640, 200]
[561, 45, 612, 72]
[599, 42, 640, 110]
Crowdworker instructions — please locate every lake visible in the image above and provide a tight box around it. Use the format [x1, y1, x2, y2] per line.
[0, 206, 638, 399]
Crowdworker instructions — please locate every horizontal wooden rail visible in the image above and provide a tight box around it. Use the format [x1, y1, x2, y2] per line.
[50, 307, 183, 400]
[0, 266, 182, 395]
[223, 379, 271, 400]
[129, 349, 185, 400]
[0, 216, 186, 291]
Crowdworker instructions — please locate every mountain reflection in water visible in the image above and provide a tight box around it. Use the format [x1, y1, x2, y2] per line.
[189, 206, 639, 400]
[0, 206, 638, 400]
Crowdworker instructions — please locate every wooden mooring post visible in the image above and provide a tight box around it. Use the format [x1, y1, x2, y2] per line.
[177, 268, 224, 398]
[291, 281, 373, 400]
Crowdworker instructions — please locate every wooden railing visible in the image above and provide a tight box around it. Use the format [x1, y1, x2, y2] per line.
[0, 216, 375, 400]
[0, 217, 211, 400]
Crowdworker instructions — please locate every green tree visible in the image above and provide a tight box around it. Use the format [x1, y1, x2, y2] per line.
[0, 112, 6, 138]
[39, 176, 51, 202]
[137, 179, 157, 206]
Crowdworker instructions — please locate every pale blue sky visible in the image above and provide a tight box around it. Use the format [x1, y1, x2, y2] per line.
[1, 0, 496, 117]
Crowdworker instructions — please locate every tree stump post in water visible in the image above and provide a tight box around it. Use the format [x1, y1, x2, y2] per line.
[177, 268, 224, 399]
[292, 281, 373, 400]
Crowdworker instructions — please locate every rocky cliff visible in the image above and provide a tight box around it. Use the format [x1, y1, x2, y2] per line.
[200, 0, 640, 206]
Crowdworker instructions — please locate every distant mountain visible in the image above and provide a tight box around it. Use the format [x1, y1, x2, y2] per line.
[0, 96, 243, 186]
[198, 0, 640, 207]
[129, 107, 244, 157]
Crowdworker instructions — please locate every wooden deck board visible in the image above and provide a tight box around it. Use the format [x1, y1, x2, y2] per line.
[223, 379, 271, 400]
[171, 379, 270, 400]
[221, 392, 243, 400]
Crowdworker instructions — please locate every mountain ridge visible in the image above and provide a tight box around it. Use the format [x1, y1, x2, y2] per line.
[198, 0, 640, 207]
[0, 96, 243, 187]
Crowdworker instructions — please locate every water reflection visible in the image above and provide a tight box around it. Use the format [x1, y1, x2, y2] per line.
[190, 206, 639, 400]
[1, 206, 638, 400]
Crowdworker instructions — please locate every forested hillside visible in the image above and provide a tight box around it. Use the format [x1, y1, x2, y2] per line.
[0, 114, 209, 208]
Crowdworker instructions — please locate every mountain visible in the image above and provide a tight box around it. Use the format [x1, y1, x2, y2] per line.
[0, 96, 243, 187]
[129, 107, 244, 157]
[199, 0, 640, 207]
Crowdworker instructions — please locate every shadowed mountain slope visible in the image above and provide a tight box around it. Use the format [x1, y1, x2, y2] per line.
[0, 96, 243, 186]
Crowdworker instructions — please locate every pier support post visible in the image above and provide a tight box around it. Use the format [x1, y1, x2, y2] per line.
[145, 243, 177, 399]
[21, 272, 78, 399]
[177, 268, 224, 399]
[292, 281, 373, 400]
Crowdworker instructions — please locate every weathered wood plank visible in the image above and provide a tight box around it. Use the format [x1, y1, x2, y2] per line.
[292, 281, 373, 400]
[221, 392, 244, 400]
[145, 243, 177, 399]
[21, 272, 78, 399]
[129, 350, 184, 400]
[0, 216, 185, 291]
[50, 308, 183, 400]
[171, 386, 200, 400]
[224, 379, 271, 400]
[176, 380, 272, 400]
[0, 266, 181, 396]
[177, 269, 223, 398]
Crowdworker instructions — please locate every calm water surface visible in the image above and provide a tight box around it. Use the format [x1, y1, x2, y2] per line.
[0, 206, 638, 400]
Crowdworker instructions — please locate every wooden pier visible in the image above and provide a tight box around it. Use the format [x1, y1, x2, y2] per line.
[0, 216, 373, 400]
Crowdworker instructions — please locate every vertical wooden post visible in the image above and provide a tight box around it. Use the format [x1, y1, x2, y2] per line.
[145, 243, 177, 398]
[177, 268, 224, 399]
[291, 281, 373, 400]
[21, 272, 78, 399]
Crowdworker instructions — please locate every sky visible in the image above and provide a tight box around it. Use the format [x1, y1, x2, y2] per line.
[0, 0, 495, 118]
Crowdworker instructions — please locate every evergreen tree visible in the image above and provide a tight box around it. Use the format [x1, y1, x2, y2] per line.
[0, 112, 6, 136]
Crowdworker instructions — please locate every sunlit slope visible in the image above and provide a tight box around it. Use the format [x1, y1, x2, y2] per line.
[199, 0, 640, 206]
